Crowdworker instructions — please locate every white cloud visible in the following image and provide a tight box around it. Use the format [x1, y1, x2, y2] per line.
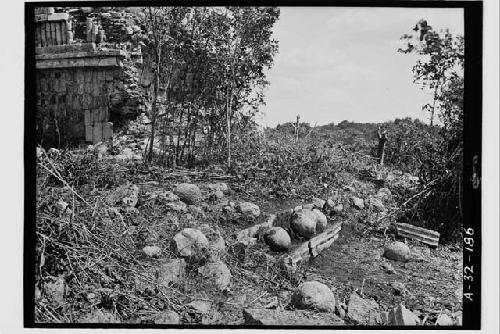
[260, 7, 464, 127]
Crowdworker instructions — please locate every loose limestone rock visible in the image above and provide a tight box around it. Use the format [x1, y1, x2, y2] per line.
[291, 281, 336, 313]
[351, 196, 365, 209]
[165, 200, 187, 213]
[435, 313, 453, 326]
[206, 182, 229, 193]
[187, 205, 206, 218]
[367, 196, 386, 212]
[383, 241, 411, 262]
[264, 227, 291, 252]
[452, 311, 462, 326]
[173, 228, 209, 260]
[347, 293, 381, 325]
[43, 276, 66, 306]
[143, 245, 161, 257]
[162, 191, 179, 202]
[152, 311, 181, 324]
[312, 197, 326, 209]
[187, 300, 212, 314]
[79, 309, 121, 323]
[290, 210, 317, 239]
[237, 201, 261, 219]
[209, 190, 224, 201]
[244, 308, 344, 325]
[312, 209, 328, 232]
[198, 260, 232, 290]
[157, 259, 186, 287]
[108, 184, 139, 208]
[376, 187, 392, 200]
[199, 224, 226, 259]
[333, 204, 343, 214]
[174, 183, 202, 205]
[387, 304, 420, 326]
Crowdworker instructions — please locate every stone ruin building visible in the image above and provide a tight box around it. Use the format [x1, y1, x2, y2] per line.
[35, 7, 145, 147]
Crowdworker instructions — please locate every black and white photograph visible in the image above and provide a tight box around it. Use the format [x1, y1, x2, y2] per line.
[13, 0, 494, 330]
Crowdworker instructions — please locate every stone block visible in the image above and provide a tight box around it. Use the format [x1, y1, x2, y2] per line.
[55, 22, 62, 45]
[61, 22, 67, 44]
[396, 223, 440, 247]
[84, 110, 92, 126]
[47, 13, 69, 22]
[81, 96, 89, 109]
[84, 81, 92, 94]
[84, 69, 92, 83]
[309, 222, 342, 257]
[40, 25, 47, 47]
[72, 96, 81, 110]
[35, 14, 49, 22]
[105, 69, 114, 81]
[85, 125, 93, 142]
[76, 82, 84, 94]
[44, 23, 52, 46]
[92, 123, 103, 143]
[91, 109, 101, 123]
[97, 69, 105, 81]
[103, 122, 113, 141]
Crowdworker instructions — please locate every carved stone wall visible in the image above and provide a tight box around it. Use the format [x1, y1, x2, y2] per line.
[35, 7, 127, 146]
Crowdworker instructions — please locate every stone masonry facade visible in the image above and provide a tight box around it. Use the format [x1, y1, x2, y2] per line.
[35, 7, 126, 146]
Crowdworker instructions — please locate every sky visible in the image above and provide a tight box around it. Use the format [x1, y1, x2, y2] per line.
[257, 7, 464, 127]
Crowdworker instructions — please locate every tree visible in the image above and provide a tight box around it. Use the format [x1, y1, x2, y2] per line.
[141, 7, 191, 163]
[398, 20, 464, 240]
[216, 7, 280, 167]
[399, 19, 464, 126]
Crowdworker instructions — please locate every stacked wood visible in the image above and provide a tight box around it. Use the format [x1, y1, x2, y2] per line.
[396, 223, 440, 247]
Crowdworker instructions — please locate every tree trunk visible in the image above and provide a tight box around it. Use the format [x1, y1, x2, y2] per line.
[377, 128, 388, 166]
[295, 115, 300, 142]
[226, 85, 232, 168]
[147, 68, 160, 163]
